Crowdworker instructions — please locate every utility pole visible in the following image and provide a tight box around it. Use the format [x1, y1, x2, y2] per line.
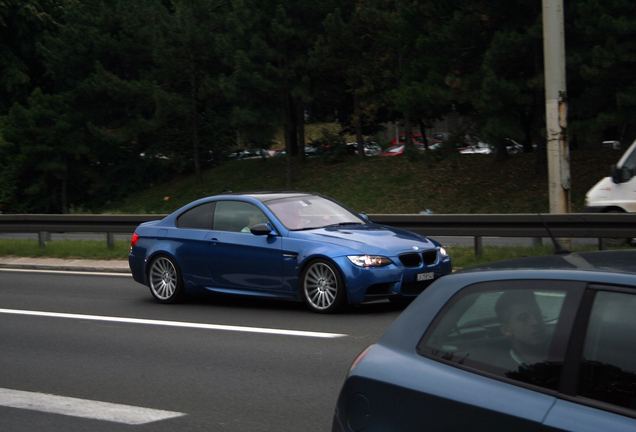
[543, 0, 570, 216]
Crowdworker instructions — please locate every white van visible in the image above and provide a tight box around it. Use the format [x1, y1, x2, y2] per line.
[585, 139, 636, 213]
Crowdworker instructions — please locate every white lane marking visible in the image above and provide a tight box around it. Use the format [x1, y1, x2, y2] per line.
[0, 308, 347, 339]
[0, 268, 130, 277]
[0, 388, 185, 425]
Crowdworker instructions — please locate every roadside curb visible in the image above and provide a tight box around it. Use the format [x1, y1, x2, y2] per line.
[0, 257, 131, 274]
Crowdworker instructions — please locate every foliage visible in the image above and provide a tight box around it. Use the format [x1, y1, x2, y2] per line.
[1, 0, 636, 213]
[310, 129, 348, 164]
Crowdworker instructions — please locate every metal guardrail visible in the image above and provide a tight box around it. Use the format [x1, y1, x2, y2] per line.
[1, 213, 635, 253]
[0, 215, 160, 249]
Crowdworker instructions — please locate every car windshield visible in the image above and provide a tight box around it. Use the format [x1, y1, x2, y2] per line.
[266, 196, 365, 230]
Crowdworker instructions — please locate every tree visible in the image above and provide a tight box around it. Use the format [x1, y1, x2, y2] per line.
[313, 1, 391, 157]
[0, 0, 68, 114]
[470, 0, 545, 159]
[2, 89, 89, 212]
[151, 0, 234, 183]
[567, 0, 636, 147]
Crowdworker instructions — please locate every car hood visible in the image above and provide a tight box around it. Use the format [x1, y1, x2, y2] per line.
[291, 223, 439, 255]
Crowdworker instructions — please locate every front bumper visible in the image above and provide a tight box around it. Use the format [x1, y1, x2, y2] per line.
[338, 254, 452, 304]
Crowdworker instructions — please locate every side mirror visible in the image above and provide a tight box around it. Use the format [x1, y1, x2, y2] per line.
[611, 164, 630, 184]
[250, 223, 274, 236]
[611, 164, 620, 184]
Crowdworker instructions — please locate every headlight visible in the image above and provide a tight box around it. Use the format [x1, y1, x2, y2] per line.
[438, 247, 447, 258]
[347, 255, 392, 267]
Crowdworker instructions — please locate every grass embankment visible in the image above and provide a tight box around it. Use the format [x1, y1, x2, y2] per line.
[101, 147, 618, 215]
[0, 147, 625, 267]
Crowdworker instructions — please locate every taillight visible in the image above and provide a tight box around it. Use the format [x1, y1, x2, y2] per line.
[349, 344, 374, 372]
[131, 233, 140, 247]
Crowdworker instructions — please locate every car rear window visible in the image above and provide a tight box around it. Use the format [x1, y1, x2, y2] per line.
[176, 202, 214, 229]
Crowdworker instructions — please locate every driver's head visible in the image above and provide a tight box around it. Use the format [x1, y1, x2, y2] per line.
[495, 290, 547, 347]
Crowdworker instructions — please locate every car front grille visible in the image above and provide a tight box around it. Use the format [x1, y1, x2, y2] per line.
[398, 250, 439, 268]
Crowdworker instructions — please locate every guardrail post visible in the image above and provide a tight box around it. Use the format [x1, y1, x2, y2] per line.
[599, 238, 606, 251]
[107, 233, 115, 249]
[38, 231, 50, 248]
[474, 236, 483, 256]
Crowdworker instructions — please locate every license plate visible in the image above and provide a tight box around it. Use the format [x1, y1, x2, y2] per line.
[417, 272, 435, 281]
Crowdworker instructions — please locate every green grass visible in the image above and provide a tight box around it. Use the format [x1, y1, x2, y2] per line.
[100, 147, 620, 215]
[0, 239, 130, 260]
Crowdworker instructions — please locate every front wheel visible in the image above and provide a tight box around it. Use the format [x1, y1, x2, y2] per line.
[300, 259, 346, 313]
[148, 255, 185, 304]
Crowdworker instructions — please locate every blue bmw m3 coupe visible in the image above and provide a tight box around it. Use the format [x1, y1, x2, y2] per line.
[128, 191, 451, 313]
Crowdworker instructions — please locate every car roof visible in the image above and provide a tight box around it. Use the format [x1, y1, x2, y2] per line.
[456, 249, 636, 276]
[217, 191, 322, 203]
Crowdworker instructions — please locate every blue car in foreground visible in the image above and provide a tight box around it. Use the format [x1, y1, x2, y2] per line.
[332, 249, 636, 430]
[128, 191, 451, 313]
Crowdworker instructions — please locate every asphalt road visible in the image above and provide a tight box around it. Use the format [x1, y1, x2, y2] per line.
[0, 269, 402, 432]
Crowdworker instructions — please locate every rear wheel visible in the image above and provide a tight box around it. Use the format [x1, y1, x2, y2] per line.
[148, 255, 184, 304]
[300, 259, 346, 313]
[604, 209, 631, 246]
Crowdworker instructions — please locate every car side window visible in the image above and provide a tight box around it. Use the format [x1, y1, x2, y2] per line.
[417, 280, 583, 390]
[578, 290, 636, 410]
[176, 202, 214, 229]
[621, 147, 636, 179]
[213, 201, 267, 233]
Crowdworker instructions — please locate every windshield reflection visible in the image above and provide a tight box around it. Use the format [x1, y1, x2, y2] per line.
[266, 196, 365, 230]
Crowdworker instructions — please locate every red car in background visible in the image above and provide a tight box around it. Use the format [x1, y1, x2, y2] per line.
[390, 134, 426, 146]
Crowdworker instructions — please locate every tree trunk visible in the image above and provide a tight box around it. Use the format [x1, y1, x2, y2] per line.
[284, 93, 293, 187]
[354, 92, 365, 158]
[297, 100, 305, 163]
[190, 53, 202, 184]
[61, 156, 68, 214]
[418, 119, 429, 149]
[403, 116, 415, 159]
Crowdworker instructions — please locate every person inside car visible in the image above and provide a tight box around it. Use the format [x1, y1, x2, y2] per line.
[494, 290, 550, 372]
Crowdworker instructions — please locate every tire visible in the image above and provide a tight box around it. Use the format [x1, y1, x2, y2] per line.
[148, 255, 185, 304]
[300, 259, 346, 313]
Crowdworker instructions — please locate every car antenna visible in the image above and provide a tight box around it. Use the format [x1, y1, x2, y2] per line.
[537, 213, 571, 255]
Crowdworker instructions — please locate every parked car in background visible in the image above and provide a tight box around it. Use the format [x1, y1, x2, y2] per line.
[268, 146, 320, 158]
[378, 143, 428, 156]
[266, 149, 282, 157]
[346, 141, 383, 156]
[503, 138, 524, 154]
[332, 249, 636, 431]
[390, 134, 426, 146]
[226, 148, 270, 160]
[379, 144, 406, 156]
[603, 140, 621, 150]
[459, 142, 494, 154]
[432, 132, 451, 141]
[129, 191, 451, 313]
